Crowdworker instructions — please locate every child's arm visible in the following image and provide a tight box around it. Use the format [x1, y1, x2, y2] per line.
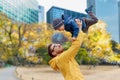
[75, 19, 82, 28]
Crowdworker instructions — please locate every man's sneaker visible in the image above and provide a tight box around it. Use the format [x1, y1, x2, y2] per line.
[85, 5, 93, 13]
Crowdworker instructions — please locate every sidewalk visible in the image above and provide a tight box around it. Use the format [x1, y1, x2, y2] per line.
[16, 65, 120, 80]
[0, 67, 19, 80]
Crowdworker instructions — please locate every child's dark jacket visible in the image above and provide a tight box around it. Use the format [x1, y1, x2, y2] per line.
[62, 15, 86, 38]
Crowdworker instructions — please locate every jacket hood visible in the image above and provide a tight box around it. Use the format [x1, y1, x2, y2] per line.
[49, 58, 59, 71]
[62, 14, 72, 25]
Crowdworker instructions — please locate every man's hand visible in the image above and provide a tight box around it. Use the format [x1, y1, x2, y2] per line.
[71, 37, 77, 42]
[75, 19, 82, 29]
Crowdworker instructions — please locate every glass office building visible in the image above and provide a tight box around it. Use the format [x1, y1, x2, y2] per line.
[0, 0, 40, 24]
[47, 6, 87, 24]
[96, 0, 119, 43]
[118, 1, 120, 42]
[38, 5, 44, 23]
[87, 0, 96, 14]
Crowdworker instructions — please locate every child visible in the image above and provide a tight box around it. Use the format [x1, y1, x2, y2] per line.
[53, 5, 98, 41]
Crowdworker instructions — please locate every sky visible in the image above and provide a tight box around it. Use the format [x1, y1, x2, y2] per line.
[37, 0, 87, 14]
[37, 0, 119, 42]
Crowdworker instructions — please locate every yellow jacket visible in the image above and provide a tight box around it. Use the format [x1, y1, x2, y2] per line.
[49, 31, 85, 80]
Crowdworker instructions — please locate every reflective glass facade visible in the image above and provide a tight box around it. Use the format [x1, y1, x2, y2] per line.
[47, 6, 87, 24]
[87, 0, 96, 14]
[0, 0, 39, 24]
[118, 1, 120, 42]
[96, 0, 119, 43]
[38, 5, 44, 23]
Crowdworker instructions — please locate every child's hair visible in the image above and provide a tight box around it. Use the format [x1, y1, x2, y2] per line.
[53, 18, 63, 30]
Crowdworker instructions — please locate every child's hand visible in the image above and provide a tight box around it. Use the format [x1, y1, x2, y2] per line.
[71, 37, 77, 41]
[75, 19, 82, 28]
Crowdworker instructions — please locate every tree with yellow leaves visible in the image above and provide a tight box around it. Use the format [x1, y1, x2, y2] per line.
[0, 12, 54, 65]
[82, 20, 120, 64]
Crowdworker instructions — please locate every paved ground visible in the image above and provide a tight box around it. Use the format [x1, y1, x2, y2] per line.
[0, 67, 19, 80]
[0, 65, 119, 80]
[16, 65, 120, 80]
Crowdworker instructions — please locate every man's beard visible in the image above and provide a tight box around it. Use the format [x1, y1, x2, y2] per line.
[58, 48, 64, 54]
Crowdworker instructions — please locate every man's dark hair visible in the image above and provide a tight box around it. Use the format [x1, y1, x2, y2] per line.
[48, 44, 55, 58]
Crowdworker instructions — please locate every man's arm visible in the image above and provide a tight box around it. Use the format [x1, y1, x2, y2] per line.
[58, 31, 85, 60]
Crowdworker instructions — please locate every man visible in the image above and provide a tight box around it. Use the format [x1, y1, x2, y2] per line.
[48, 21, 85, 80]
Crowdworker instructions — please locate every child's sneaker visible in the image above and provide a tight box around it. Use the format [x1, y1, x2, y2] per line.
[85, 5, 93, 13]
